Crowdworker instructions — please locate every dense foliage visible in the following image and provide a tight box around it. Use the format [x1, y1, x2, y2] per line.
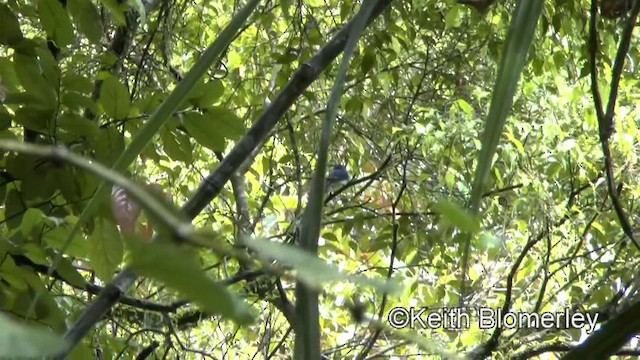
[2, 0, 640, 358]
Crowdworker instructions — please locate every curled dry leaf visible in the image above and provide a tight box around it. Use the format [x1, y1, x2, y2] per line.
[111, 185, 142, 235]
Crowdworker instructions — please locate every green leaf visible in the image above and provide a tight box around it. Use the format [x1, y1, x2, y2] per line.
[126, 239, 255, 325]
[94, 123, 125, 167]
[13, 107, 54, 134]
[23, 243, 50, 266]
[35, 46, 61, 88]
[196, 81, 225, 108]
[360, 51, 376, 75]
[203, 107, 246, 141]
[58, 113, 99, 139]
[0, 57, 19, 90]
[12, 54, 57, 108]
[99, 0, 127, 25]
[54, 256, 87, 289]
[444, 7, 461, 29]
[61, 74, 93, 93]
[21, 208, 46, 237]
[52, 168, 82, 203]
[0, 313, 67, 358]
[281, 0, 292, 18]
[43, 226, 90, 259]
[0, 3, 24, 46]
[67, 0, 103, 45]
[61, 92, 97, 113]
[182, 111, 225, 151]
[161, 128, 192, 162]
[246, 237, 400, 294]
[99, 76, 131, 120]
[37, 0, 75, 47]
[89, 219, 123, 281]
[455, 99, 473, 118]
[275, 51, 298, 64]
[21, 173, 56, 201]
[434, 199, 480, 233]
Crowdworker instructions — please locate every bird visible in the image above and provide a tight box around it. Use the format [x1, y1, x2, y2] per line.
[325, 164, 350, 192]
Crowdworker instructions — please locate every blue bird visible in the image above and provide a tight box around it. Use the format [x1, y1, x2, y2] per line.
[325, 164, 350, 192]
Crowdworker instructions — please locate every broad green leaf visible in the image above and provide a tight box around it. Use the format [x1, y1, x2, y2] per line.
[185, 78, 207, 105]
[12, 54, 56, 108]
[196, 81, 225, 108]
[360, 51, 376, 75]
[43, 227, 90, 259]
[35, 46, 60, 88]
[434, 199, 480, 233]
[68, 341, 93, 360]
[126, 239, 255, 325]
[0, 57, 19, 90]
[52, 168, 81, 203]
[345, 97, 362, 113]
[58, 113, 99, 138]
[94, 125, 125, 167]
[13, 107, 53, 134]
[21, 208, 46, 237]
[89, 219, 123, 281]
[67, 0, 103, 45]
[0, 313, 67, 358]
[61, 74, 93, 93]
[5, 153, 40, 182]
[444, 7, 460, 29]
[4, 189, 26, 230]
[0, 4, 24, 46]
[23, 243, 50, 265]
[182, 111, 225, 151]
[161, 128, 192, 162]
[61, 92, 97, 113]
[1, 268, 29, 293]
[246, 237, 400, 294]
[135, 92, 166, 113]
[203, 107, 246, 141]
[281, 0, 292, 18]
[37, 0, 75, 47]
[54, 256, 87, 289]
[99, 76, 131, 120]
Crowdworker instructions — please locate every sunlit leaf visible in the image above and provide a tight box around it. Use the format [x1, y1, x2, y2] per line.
[127, 239, 255, 325]
[246, 237, 400, 294]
